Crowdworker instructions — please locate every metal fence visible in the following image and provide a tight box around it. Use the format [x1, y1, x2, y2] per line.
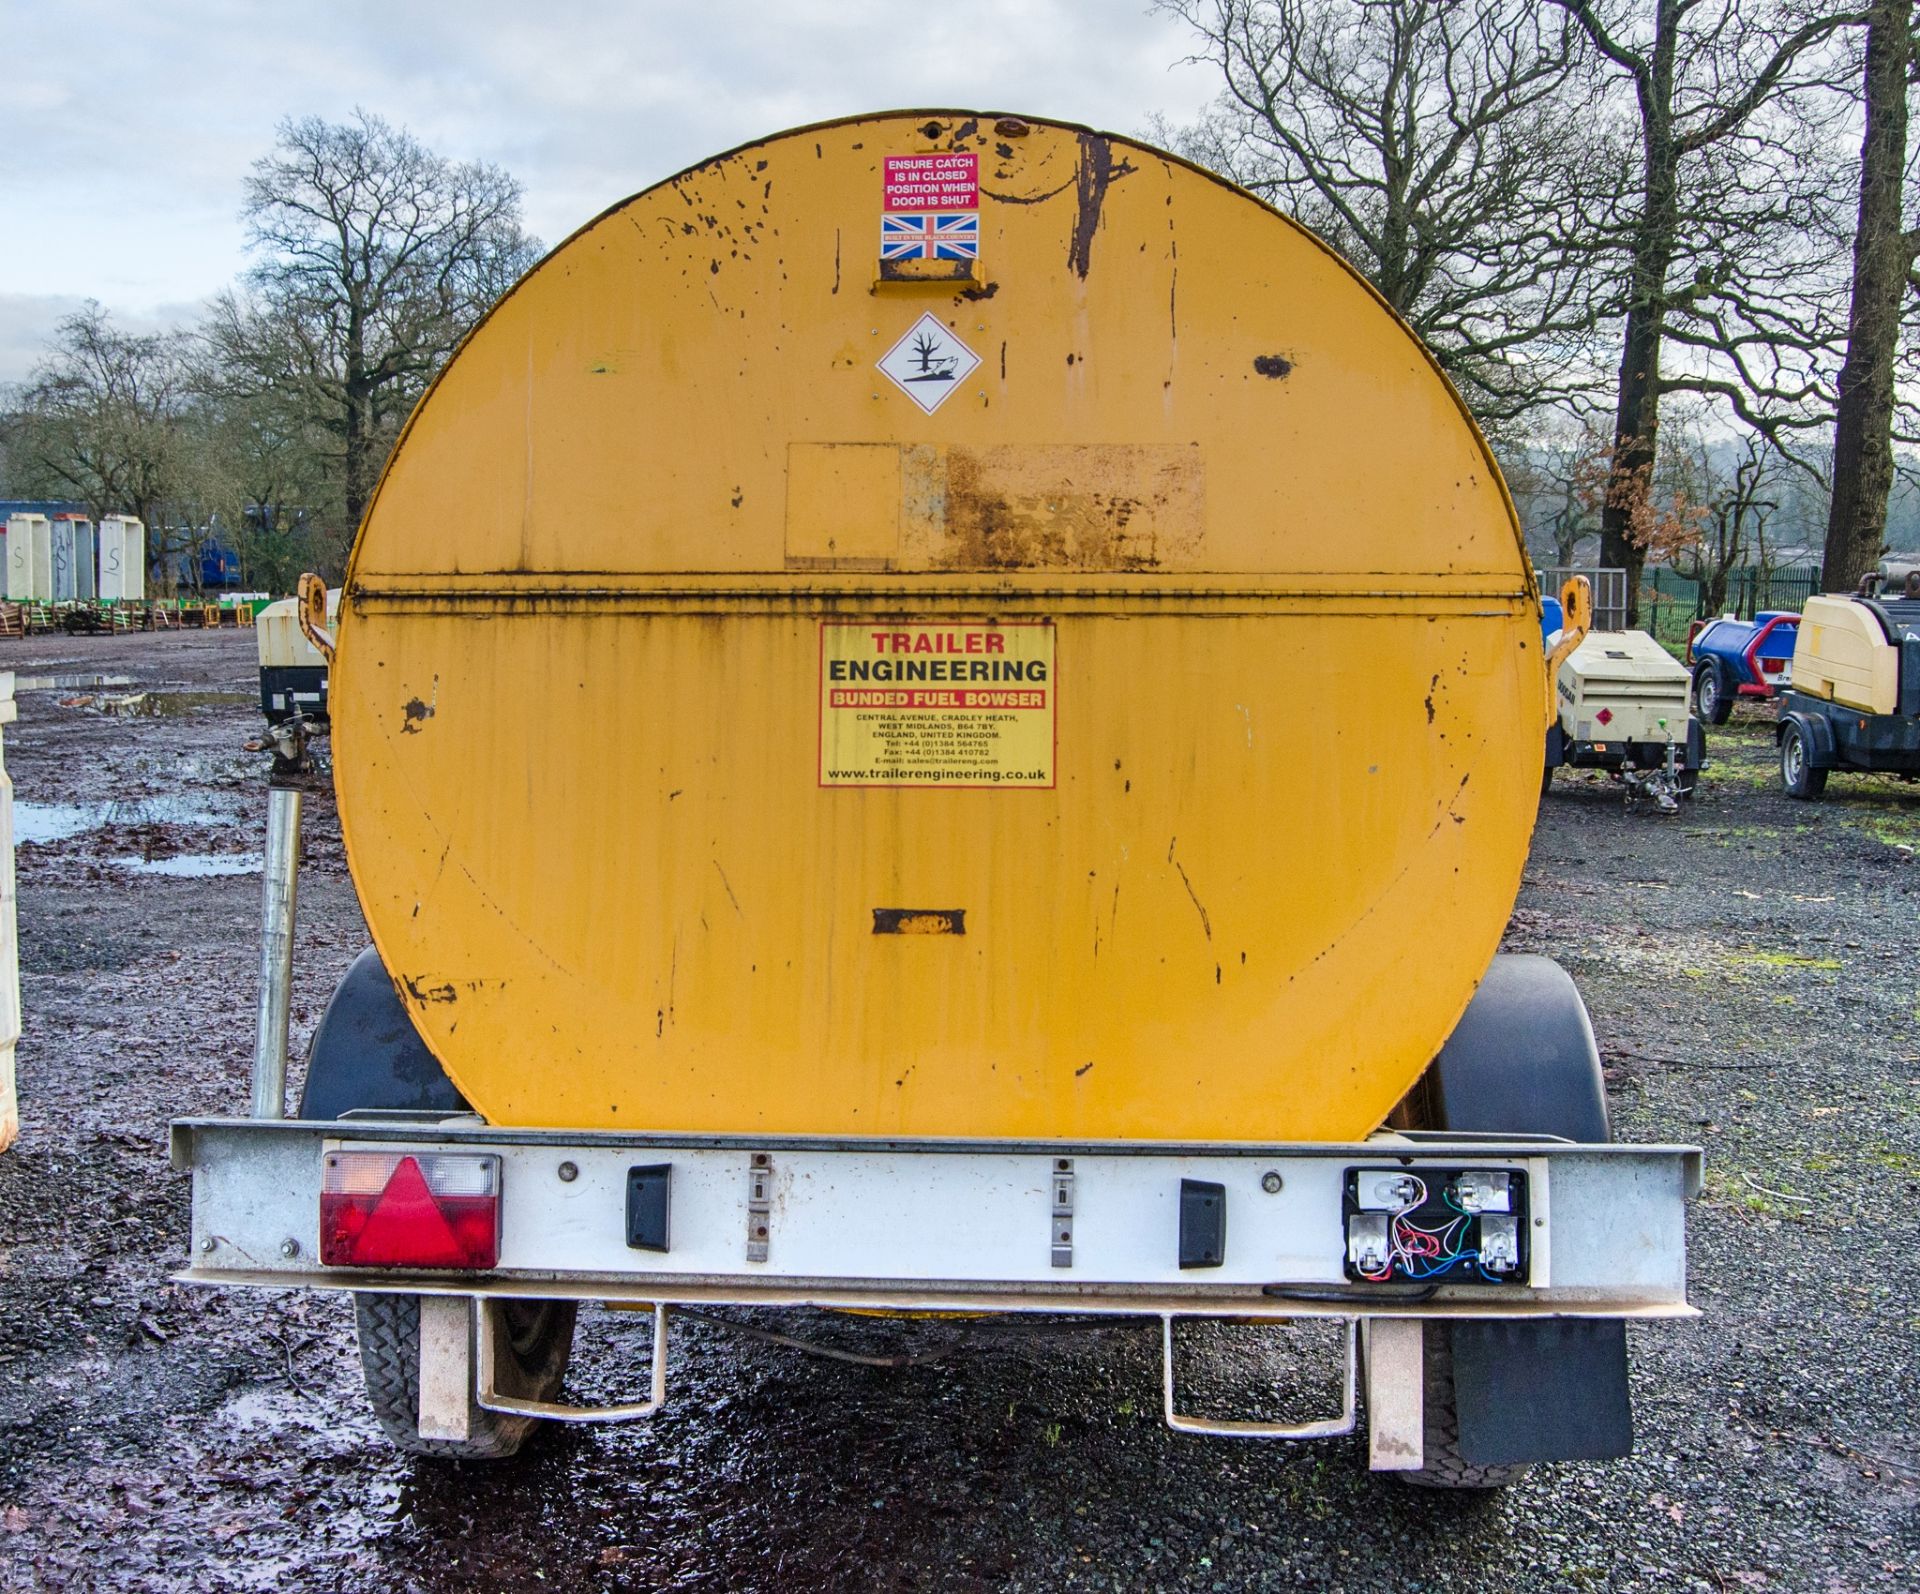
[1642, 564, 1822, 646]
[1537, 566, 1629, 631]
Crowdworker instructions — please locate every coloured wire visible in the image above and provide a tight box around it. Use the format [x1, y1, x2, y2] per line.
[1360, 1188, 1499, 1282]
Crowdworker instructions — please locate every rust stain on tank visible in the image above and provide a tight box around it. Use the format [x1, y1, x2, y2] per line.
[1068, 134, 1136, 279]
[921, 444, 1204, 571]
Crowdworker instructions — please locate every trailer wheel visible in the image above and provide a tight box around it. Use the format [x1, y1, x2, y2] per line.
[356, 1293, 577, 1459]
[1780, 722, 1828, 800]
[1540, 758, 1555, 796]
[1398, 1325, 1532, 1491]
[1694, 661, 1732, 725]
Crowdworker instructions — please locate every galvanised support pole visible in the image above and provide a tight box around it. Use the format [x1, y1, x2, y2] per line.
[251, 786, 303, 1119]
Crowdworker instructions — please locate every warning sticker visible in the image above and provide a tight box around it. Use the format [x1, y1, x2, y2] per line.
[819, 621, 1055, 788]
[880, 152, 980, 268]
[883, 152, 978, 211]
[877, 312, 981, 414]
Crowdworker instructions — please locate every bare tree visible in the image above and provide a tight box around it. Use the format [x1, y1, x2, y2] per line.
[1666, 431, 1782, 613]
[1501, 418, 1612, 566]
[181, 368, 333, 589]
[5, 302, 185, 531]
[206, 110, 537, 554]
[1156, 0, 1620, 424]
[1, 304, 250, 593]
[1554, 0, 1863, 620]
[1824, 0, 1913, 591]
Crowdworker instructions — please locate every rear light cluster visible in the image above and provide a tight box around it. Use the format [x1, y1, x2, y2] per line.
[320, 1151, 501, 1269]
[1761, 657, 1785, 674]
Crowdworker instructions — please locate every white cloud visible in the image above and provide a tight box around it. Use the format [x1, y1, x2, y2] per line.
[0, 0, 1219, 380]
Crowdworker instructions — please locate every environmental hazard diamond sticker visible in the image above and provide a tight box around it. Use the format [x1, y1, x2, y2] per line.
[877, 313, 980, 415]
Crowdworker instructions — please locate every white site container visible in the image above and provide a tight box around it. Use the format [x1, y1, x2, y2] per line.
[50, 516, 95, 603]
[97, 515, 146, 602]
[5, 514, 51, 603]
[0, 673, 17, 1151]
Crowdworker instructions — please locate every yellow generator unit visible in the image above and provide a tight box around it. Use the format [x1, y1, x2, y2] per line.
[1793, 593, 1905, 715]
[1777, 591, 1920, 797]
[173, 113, 1697, 1485]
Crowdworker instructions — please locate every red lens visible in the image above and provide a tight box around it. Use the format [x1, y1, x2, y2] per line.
[320, 1153, 500, 1269]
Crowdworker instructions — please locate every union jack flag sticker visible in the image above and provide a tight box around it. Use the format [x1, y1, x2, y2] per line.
[880, 211, 980, 261]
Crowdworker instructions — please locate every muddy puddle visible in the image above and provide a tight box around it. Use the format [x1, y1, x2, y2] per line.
[58, 689, 253, 718]
[11, 672, 136, 692]
[14, 795, 245, 845]
[117, 851, 262, 877]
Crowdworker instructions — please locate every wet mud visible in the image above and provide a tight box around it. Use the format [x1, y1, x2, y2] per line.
[0, 629, 1914, 1590]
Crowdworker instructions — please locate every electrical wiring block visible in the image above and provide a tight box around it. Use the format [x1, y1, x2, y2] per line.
[1342, 1168, 1531, 1285]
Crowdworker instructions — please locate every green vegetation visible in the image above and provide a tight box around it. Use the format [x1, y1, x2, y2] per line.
[1730, 949, 1843, 970]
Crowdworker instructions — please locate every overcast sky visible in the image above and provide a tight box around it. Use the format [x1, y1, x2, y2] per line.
[0, 0, 1219, 385]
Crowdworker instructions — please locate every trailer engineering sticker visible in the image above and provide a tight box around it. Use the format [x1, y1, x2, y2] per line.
[819, 622, 1055, 788]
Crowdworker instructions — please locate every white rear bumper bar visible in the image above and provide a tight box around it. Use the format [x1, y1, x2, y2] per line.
[170, 1117, 1699, 1321]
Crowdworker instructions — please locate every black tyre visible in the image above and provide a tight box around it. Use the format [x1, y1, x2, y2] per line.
[1540, 758, 1555, 796]
[356, 1293, 577, 1459]
[1398, 1324, 1533, 1490]
[1694, 661, 1732, 725]
[1780, 722, 1828, 800]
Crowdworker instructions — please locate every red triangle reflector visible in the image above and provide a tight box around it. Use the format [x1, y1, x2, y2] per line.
[320, 1154, 499, 1269]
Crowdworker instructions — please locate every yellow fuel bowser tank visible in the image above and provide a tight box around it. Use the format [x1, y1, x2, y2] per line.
[334, 111, 1545, 1142]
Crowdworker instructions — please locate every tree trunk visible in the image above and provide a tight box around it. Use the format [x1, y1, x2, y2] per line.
[1823, 0, 1912, 596]
[1602, 0, 1683, 629]
[343, 303, 372, 535]
[343, 388, 372, 534]
[1606, 293, 1667, 624]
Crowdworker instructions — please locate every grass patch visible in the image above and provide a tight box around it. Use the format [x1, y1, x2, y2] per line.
[1729, 948, 1843, 970]
[1846, 809, 1920, 850]
[1701, 1165, 1814, 1220]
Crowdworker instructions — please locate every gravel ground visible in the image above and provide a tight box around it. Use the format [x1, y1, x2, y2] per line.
[0, 627, 1914, 1592]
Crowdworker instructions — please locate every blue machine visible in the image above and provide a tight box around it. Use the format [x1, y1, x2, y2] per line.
[1540, 596, 1564, 645]
[1686, 610, 1799, 724]
[200, 542, 243, 588]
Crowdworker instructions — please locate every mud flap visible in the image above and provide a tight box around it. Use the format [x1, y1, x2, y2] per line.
[1429, 955, 1632, 1464]
[1450, 1320, 1632, 1464]
[298, 946, 470, 1119]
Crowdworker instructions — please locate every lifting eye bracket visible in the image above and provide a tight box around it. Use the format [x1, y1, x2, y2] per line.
[297, 571, 335, 664]
[1545, 575, 1593, 727]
